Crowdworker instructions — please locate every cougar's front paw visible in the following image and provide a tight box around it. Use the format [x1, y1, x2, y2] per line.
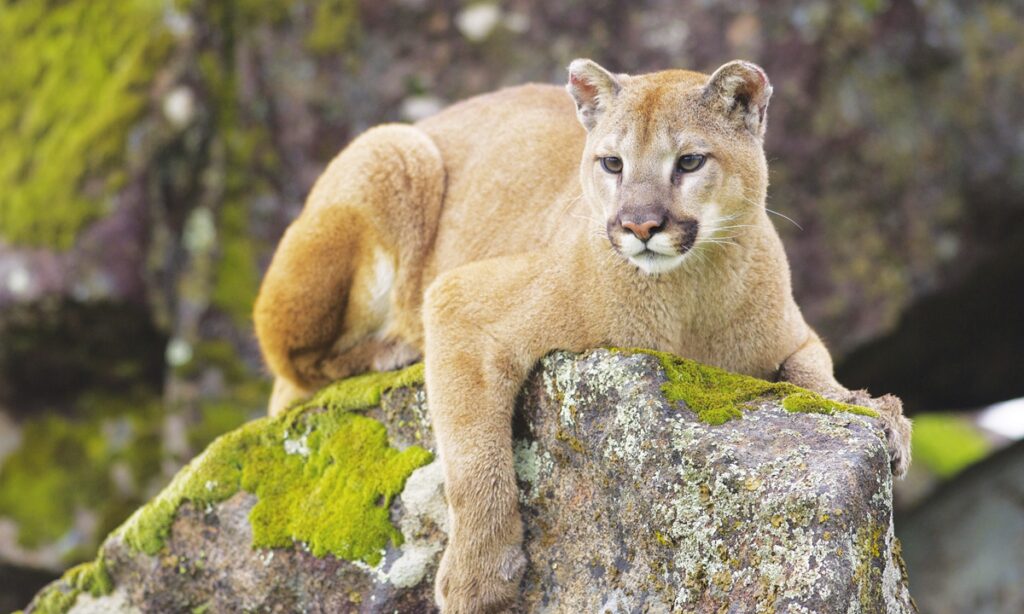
[434, 540, 526, 613]
[846, 390, 912, 478]
[874, 394, 912, 478]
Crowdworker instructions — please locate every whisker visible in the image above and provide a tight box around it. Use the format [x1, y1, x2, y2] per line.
[764, 207, 803, 230]
[737, 194, 803, 231]
[713, 224, 758, 231]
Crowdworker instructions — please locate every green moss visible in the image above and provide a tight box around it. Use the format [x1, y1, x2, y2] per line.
[24, 555, 113, 614]
[170, 340, 270, 453]
[629, 349, 876, 424]
[0, 393, 164, 550]
[781, 392, 878, 418]
[64, 557, 114, 597]
[911, 414, 990, 478]
[0, 0, 171, 248]
[244, 412, 432, 562]
[298, 363, 424, 415]
[0, 415, 106, 547]
[173, 340, 247, 382]
[117, 365, 430, 565]
[306, 0, 360, 55]
[211, 200, 262, 326]
[26, 584, 79, 614]
[0, 386, 252, 562]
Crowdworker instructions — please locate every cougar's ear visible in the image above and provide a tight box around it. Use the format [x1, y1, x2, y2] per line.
[703, 60, 773, 138]
[566, 59, 622, 131]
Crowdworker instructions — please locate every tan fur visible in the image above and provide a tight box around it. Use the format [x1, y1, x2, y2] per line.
[254, 61, 912, 612]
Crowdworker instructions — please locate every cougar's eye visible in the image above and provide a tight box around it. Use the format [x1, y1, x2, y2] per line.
[676, 154, 706, 173]
[600, 156, 623, 174]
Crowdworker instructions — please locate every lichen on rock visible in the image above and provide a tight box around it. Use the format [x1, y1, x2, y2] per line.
[515, 350, 911, 612]
[21, 351, 912, 613]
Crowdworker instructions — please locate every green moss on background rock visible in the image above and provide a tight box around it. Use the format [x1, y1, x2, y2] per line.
[169, 339, 269, 452]
[0, 393, 164, 550]
[0, 0, 171, 248]
[176, 0, 361, 326]
[118, 363, 430, 565]
[0, 375, 257, 558]
[187, 400, 256, 453]
[211, 199, 262, 326]
[632, 349, 876, 424]
[306, 0, 360, 55]
[911, 414, 990, 478]
[205, 93, 275, 330]
[173, 340, 247, 382]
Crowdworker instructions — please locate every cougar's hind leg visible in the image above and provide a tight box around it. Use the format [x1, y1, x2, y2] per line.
[310, 124, 446, 378]
[351, 124, 446, 349]
[255, 124, 445, 415]
[254, 201, 364, 408]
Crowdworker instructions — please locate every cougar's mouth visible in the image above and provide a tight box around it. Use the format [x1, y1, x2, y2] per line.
[628, 249, 686, 274]
[612, 232, 693, 275]
[606, 216, 699, 275]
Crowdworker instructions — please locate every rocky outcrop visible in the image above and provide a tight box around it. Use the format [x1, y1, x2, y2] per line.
[23, 350, 913, 613]
[899, 439, 1024, 614]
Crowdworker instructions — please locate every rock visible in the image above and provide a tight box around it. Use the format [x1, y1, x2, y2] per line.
[22, 350, 914, 613]
[899, 439, 1024, 614]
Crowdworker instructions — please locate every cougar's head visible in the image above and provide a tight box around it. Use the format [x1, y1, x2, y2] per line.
[567, 59, 772, 275]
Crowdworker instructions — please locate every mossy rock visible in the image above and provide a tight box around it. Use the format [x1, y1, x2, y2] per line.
[21, 350, 912, 613]
[0, 0, 171, 248]
[116, 365, 432, 562]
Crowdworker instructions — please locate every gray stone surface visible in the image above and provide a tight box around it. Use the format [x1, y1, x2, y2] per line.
[30, 350, 914, 613]
[899, 440, 1024, 614]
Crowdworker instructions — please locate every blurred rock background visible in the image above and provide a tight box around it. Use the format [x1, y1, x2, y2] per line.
[0, 0, 1022, 611]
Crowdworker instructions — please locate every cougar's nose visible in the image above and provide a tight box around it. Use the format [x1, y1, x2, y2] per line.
[619, 210, 666, 241]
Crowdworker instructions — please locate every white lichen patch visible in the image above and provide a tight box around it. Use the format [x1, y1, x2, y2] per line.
[398, 460, 448, 534]
[165, 337, 193, 367]
[880, 518, 906, 613]
[542, 352, 580, 428]
[283, 428, 310, 457]
[69, 589, 141, 614]
[514, 440, 540, 486]
[602, 389, 662, 467]
[387, 542, 442, 588]
[513, 439, 554, 504]
[358, 460, 450, 589]
[408, 388, 431, 431]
